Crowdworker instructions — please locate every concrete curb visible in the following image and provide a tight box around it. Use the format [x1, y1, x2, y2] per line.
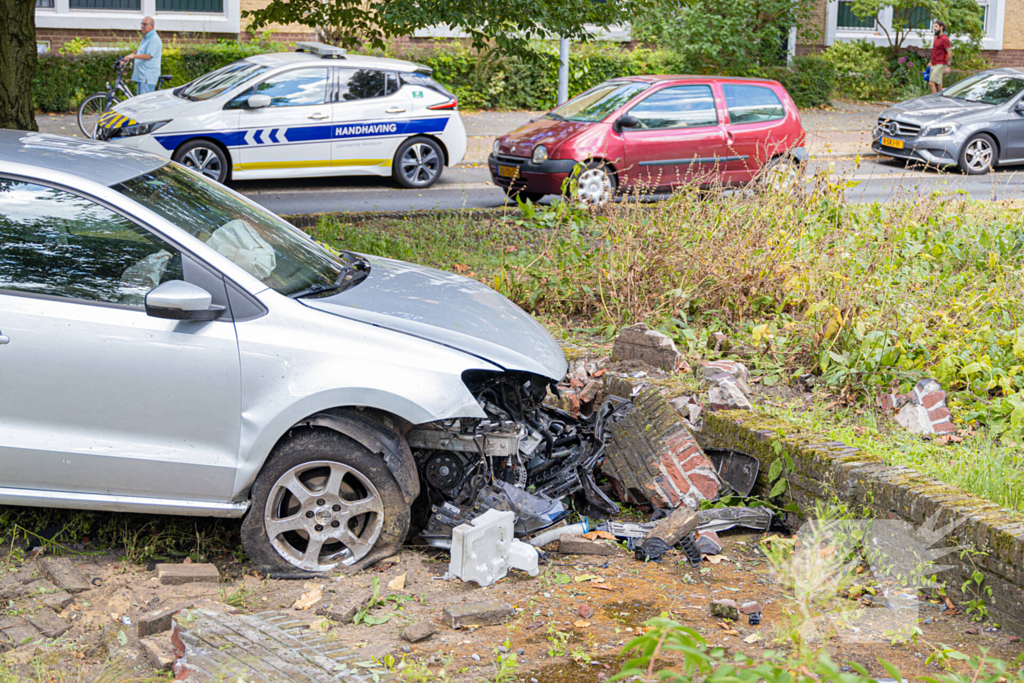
[698, 410, 1024, 634]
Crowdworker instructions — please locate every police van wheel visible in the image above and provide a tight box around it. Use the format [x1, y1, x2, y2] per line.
[173, 140, 230, 184]
[393, 137, 444, 189]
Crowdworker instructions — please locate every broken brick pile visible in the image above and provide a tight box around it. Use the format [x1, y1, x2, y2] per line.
[882, 378, 954, 435]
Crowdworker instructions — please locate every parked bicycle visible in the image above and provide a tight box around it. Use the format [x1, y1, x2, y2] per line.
[77, 58, 171, 139]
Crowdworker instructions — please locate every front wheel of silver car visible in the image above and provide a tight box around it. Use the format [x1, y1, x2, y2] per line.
[173, 139, 230, 184]
[958, 134, 996, 175]
[241, 429, 409, 574]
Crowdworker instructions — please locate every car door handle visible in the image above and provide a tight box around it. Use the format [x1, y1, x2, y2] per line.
[385, 107, 406, 114]
[308, 113, 329, 120]
[0, 333, 9, 345]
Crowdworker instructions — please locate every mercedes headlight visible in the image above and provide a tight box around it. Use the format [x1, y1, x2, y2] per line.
[493, 139, 501, 156]
[532, 144, 549, 164]
[112, 120, 170, 139]
[923, 123, 959, 137]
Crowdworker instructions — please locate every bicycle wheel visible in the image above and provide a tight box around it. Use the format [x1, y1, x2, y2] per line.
[77, 93, 121, 139]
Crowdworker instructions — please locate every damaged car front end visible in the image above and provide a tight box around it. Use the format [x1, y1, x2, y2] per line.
[407, 371, 630, 547]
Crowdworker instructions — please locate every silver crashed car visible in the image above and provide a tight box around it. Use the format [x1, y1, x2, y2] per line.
[872, 68, 1024, 174]
[0, 130, 572, 573]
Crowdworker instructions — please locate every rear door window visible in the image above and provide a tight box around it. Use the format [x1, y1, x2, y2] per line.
[723, 85, 785, 124]
[627, 85, 718, 129]
[339, 68, 391, 100]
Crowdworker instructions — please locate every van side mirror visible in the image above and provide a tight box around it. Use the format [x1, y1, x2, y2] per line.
[247, 94, 271, 109]
[615, 115, 640, 132]
[146, 280, 225, 321]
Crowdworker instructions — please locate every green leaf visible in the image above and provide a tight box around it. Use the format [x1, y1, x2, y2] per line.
[767, 459, 783, 483]
[117, 630, 128, 646]
[769, 478, 787, 498]
[878, 658, 902, 682]
[554, 573, 571, 585]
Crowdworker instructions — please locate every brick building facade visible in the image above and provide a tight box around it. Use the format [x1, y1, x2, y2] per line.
[796, 0, 1024, 66]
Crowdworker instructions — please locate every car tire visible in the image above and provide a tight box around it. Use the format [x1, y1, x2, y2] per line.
[393, 137, 445, 188]
[173, 139, 230, 184]
[505, 188, 545, 204]
[958, 133, 996, 175]
[571, 161, 617, 205]
[240, 429, 410, 574]
[757, 155, 804, 194]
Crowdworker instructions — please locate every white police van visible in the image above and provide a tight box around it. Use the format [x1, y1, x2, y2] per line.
[94, 42, 467, 187]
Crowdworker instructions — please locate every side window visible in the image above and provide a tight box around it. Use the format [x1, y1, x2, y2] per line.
[723, 85, 785, 124]
[255, 68, 329, 108]
[339, 68, 389, 100]
[627, 85, 718, 130]
[385, 72, 399, 96]
[0, 180, 183, 307]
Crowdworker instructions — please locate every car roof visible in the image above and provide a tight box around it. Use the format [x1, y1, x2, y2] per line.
[0, 130, 166, 186]
[246, 51, 430, 74]
[613, 75, 781, 85]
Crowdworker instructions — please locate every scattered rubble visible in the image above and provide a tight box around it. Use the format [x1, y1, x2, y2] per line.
[156, 563, 221, 585]
[558, 535, 616, 556]
[612, 323, 685, 372]
[635, 507, 699, 562]
[741, 601, 762, 626]
[887, 378, 955, 436]
[695, 530, 724, 555]
[710, 599, 740, 621]
[701, 360, 753, 411]
[137, 605, 182, 638]
[442, 600, 514, 628]
[40, 557, 90, 594]
[401, 620, 436, 643]
[316, 591, 372, 624]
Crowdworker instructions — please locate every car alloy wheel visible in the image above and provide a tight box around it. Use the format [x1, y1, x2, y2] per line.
[400, 142, 441, 186]
[759, 156, 803, 194]
[181, 146, 224, 181]
[264, 460, 385, 571]
[962, 135, 994, 174]
[575, 166, 614, 205]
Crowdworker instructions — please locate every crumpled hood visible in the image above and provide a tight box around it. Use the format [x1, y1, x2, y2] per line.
[111, 89, 200, 122]
[882, 94, 992, 125]
[496, 117, 592, 158]
[301, 256, 568, 381]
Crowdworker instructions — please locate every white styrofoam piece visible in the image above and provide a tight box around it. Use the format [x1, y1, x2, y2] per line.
[449, 509, 515, 587]
[508, 540, 539, 576]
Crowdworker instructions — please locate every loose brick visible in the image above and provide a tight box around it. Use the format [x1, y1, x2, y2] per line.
[442, 600, 514, 628]
[40, 557, 90, 594]
[558, 535, 616, 556]
[138, 605, 185, 638]
[401, 620, 436, 643]
[26, 608, 70, 638]
[710, 599, 739, 621]
[139, 636, 176, 670]
[40, 590, 73, 611]
[315, 590, 372, 624]
[155, 563, 220, 586]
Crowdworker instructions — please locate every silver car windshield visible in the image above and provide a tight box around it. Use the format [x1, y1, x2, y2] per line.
[113, 164, 353, 296]
[943, 73, 1024, 105]
[178, 60, 270, 101]
[547, 82, 649, 123]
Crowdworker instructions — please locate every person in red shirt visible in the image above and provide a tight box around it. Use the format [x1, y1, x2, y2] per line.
[930, 20, 952, 94]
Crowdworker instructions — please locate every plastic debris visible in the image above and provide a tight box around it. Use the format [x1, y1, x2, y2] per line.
[448, 509, 539, 587]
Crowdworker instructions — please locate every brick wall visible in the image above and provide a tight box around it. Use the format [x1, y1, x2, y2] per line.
[36, 27, 315, 53]
[700, 410, 1024, 635]
[238, 0, 313, 41]
[1004, 0, 1024, 51]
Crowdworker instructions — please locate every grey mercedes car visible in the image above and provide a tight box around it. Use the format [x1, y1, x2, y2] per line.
[872, 68, 1024, 174]
[0, 130, 596, 574]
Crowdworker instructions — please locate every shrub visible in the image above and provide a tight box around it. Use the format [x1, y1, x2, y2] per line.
[763, 55, 835, 108]
[821, 39, 891, 101]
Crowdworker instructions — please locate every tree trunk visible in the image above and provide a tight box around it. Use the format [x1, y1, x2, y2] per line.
[0, 0, 39, 131]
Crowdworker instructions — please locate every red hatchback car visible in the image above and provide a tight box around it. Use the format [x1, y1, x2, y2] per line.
[489, 75, 807, 204]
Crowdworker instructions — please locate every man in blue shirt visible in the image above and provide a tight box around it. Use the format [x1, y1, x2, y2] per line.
[124, 17, 162, 95]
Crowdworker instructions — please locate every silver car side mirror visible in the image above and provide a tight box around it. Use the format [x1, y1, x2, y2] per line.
[247, 94, 271, 109]
[145, 280, 225, 321]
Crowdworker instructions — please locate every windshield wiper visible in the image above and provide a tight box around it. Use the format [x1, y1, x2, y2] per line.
[173, 86, 198, 101]
[547, 113, 568, 121]
[290, 256, 371, 299]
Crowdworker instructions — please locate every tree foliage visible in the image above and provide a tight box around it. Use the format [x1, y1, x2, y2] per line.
[245, 0, 651, 61]
[849, 0, 985, 53]
[632, 0, 820, 75]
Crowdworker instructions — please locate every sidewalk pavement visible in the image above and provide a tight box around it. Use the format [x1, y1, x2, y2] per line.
[35, 99, 881, 166]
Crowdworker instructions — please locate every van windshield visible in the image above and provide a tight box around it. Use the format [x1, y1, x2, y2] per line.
[547, 82, 649, 123]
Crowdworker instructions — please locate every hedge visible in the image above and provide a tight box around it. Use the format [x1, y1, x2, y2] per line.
[32, 39, 834, 113]
[33, 41, 284, 112]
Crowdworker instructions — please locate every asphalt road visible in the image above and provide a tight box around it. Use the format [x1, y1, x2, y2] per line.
[234, 157, 1024, 216]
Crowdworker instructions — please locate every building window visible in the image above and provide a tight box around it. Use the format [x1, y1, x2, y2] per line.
[837, 1, 874, 29]
[68, 0, 142, 9]
[978, 1, 990, 33]
[900, 5, 931, 29]
[156, 0, 224, 12]
[35, 0, 55, 8]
